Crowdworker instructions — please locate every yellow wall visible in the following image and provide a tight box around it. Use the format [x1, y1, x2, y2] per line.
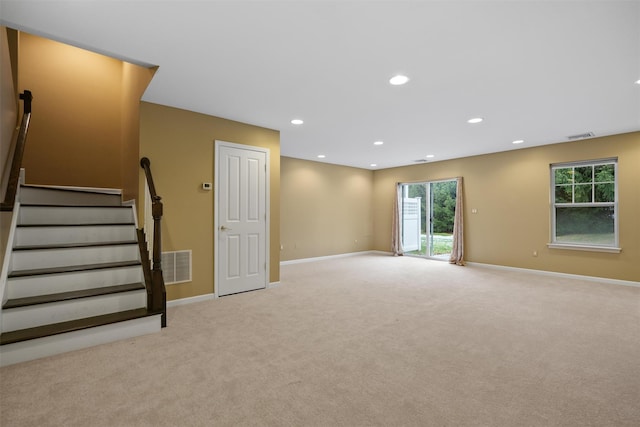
[280, 157, 374, 260]
[120, 63, 157, 201]
[17, 32, 153, 199]
[1, 27, 18, 198]
[372, 132, 640, 282]
[139, 102, 280, 301]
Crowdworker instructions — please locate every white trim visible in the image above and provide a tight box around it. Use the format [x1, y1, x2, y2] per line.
[546, 243, 621, 253]
[0, 174, 23, 325]
[214, 141, 270, 299]
[167, 281, 285, 307]
[21, 184, 122, 195]
[466, 262, 639, 288]
[0, 314, 161, 367]
[167, 293, 216, 308]
[550, 159, 619, 248]
[279, 252, 637, 288]
[280, 250, 382, 266]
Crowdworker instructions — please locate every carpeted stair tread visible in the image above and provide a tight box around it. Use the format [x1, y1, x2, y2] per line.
[0, 308, 152, 345]
[13, 240, 138, 251]
[8, 260, 142, 278]
[2, 282, 145, 309]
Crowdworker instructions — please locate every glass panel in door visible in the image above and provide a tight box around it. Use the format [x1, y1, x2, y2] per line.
[401, 180, 456, 258]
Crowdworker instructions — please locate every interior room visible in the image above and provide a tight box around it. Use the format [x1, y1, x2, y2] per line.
[0, 1, 639, 425]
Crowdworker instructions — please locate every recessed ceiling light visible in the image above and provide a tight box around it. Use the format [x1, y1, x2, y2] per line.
[317, 154, 326, 159]
[389, 75, 409, 86]
[370, 163, 377, 167]
[512, 139, 525, 144]
[635, 79, 640, 85]
[467, 117, 483, 124]
[291, 119, 304, 125]
[373, 141, 384, 146]
[426, 154, 435, 158]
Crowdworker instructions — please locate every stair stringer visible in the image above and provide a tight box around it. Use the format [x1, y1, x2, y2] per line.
[0, 172, 24, 331]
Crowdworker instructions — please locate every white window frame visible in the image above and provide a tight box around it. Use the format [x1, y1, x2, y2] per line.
[548, 158, 621, 253]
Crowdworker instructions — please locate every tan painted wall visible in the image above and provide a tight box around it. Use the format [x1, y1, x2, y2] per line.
[139, 102, 280, 301]
[120, 63, 156, 201]
[17, 32, 153, 198]
[1, 27, 18, 200]
[0, 27, 19, 274]
[372, 132, 640, 282]
[280, 157, 374, 261]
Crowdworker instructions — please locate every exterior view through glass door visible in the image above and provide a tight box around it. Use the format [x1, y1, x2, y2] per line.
[400, 180, 457, 258]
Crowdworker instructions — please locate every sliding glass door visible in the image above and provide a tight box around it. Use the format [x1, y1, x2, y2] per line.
[400, 180, 457, 258]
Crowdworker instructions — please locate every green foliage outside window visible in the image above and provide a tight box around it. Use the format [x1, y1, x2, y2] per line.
[552, 160, 617, 246]
[407, 181, 456, 234]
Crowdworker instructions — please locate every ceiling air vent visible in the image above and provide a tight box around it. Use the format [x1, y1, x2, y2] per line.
[567, 132, 595, 140]
[413, 159, 428, 163]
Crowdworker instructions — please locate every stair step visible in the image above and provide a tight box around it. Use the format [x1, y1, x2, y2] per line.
[13, 240, 138, 251]
[19, 205, 134, 225]
[8, 260, 142, 278]
[6, 263, 143, 299]
[0, 308, 151, 345]
[19, 185, 122, 206]
[15, 224, 137, 246]
[10, 243, 140, 271]
[1, 288, 147, 332]
[3, 282, 145, 309]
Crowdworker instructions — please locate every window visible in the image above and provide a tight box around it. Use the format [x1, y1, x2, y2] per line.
[549, 158, 620, 252]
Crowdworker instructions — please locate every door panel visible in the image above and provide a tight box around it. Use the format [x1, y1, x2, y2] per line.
[217, 144, 268, 296]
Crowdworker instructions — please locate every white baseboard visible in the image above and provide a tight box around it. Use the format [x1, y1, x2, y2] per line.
[280, 251, 638, 288]
[168, 282, 282, 306]
[467, 262, 640, 288]
[280, 250, 384, 266]
[167, 293, 216, 308]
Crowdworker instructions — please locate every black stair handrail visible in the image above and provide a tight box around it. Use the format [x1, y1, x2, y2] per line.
[1, 90, 33, 211]
[140, 157, 167, 327]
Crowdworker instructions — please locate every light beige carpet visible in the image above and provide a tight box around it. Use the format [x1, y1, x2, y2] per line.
[1, 254, 639, 426]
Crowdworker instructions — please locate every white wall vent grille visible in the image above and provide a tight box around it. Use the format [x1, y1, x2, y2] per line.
[161, 250, 192, 285]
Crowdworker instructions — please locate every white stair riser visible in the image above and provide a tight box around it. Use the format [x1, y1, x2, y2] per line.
[6, 266, 144, 299]
[20, 187, 122, 206]
[0, 314, 161, 367]
[11, 245, 140, 271]
[19, 206, 134, 225]
[14, 225, 137, 246]
[1, 289, 147, 332]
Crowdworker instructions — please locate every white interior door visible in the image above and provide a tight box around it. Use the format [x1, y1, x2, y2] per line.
[216, 142, 269, 297]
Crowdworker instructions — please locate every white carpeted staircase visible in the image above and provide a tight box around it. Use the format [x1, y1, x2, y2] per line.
[0, 185, 161, 366]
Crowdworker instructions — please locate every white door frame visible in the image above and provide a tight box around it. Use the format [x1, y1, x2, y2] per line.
[214, 140, 270, 298]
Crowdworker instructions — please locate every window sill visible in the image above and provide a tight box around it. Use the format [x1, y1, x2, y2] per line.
[547, 243, 621, 254]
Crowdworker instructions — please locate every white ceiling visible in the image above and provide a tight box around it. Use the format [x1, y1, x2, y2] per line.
[2, 0, 639, 170]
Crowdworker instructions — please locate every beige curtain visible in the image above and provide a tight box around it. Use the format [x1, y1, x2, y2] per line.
[449, 177, 465, 265]
[391, 183, 404, 256]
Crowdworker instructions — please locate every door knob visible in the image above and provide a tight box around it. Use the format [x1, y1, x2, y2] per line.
[220, 225, 232, 231]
